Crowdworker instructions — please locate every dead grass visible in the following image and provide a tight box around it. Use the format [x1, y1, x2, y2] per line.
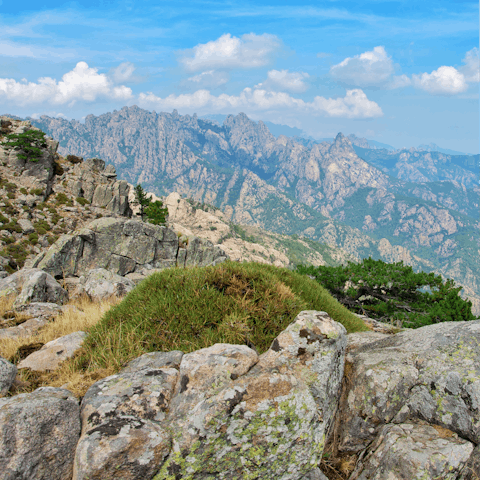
[1, 295, 120, 398]
[0, 294, 15, 318]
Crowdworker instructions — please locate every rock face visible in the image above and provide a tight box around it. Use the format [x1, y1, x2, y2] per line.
[0, 357, 17, 396]
[73, 311, 346, 480]
[0, 387, 81, 480]
[81, 268, 135, 301]
[33, 217, 228, 278]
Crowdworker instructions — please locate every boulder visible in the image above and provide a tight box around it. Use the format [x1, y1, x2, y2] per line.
[0, 357, 17, 396]
[155, 310, 346, 480]
[73, 351, 183, 480]
[336, 321, 480, 455]
[0, 387, 80, 480]
[34, 217, 228, 278]
[17, 218, 34, 234]
[17, 331, 87, 372]
[82, 268, 135, 301]
[0, 268, 68, 307]
[13, 270, 68, 307]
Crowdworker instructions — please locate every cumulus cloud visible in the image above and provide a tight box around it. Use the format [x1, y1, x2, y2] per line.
[0, 61, 133, 106]
[179, 33, 281, 72]
[138, 87, 382, 119]
[460, 47, 479, 83]
[182, 70, 230, 89]
[412, 66, 468, 95]
[255, 69, 310, 93]
[330, 46, 410, 89]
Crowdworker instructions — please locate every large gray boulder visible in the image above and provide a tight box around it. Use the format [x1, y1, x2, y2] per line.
[0, 268, 68, 307]
[0, 357, 17, 396]
[33, 217, 228, 278]
[0, 387, 80, 480]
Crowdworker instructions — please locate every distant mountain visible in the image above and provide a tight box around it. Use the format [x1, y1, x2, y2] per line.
[417, 143, 472, 156]
[32, 106, 480, 313]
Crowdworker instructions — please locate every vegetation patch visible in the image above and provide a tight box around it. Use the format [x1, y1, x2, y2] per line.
[1, 129, 47, 162]
[297, 258, 477, 328]
[67, 262, 366, 393]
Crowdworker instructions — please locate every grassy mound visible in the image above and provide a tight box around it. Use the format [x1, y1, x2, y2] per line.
[74, 262, 368, 375]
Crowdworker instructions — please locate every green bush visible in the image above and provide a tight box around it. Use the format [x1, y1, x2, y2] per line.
[297, 258, 476, 328]
[19, 188, 28, 195]
[55, 192, 73, 206]
[1, 129, 47, 162]
[0, 220, 22, 233]
[74, 262, 368, 373]
[28, 232, 39, 245]
[29, 188, 44, 196]
[34, 220, 51, 235]
[144, 200, 168, 225]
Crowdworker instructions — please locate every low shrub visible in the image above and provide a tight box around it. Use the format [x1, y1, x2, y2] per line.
[66, 154, 83, 164]
[29, 188, 44, 196]
[19, 188, 28, 195]
[76, 197, 90, 206]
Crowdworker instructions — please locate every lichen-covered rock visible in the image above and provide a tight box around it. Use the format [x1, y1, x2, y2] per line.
[12, 269, 68, 307]
[459, 445, 480, 480]
[0, 387, 80, 480]
[353, 423, 474, 480]
[73, 351, 183, 480]
[82, 268, 135, 300]
[34, 217, 228, 278]
[17, 331, 87, 372]
[155, 310, 347, 480]
[0, 356, 17, 396]
[336, 320, 480, 455]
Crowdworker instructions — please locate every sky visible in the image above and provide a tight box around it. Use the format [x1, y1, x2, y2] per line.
[0, 0, 479, 153]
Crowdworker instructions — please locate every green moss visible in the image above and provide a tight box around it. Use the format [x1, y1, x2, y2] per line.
[76, 196, 90, 206]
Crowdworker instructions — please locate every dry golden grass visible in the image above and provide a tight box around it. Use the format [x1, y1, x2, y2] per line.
[1, 295, 120, 398]
[0, 294, 15, 318]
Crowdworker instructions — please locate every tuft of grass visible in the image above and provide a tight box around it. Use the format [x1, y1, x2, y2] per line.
[71, 262, 367, 389]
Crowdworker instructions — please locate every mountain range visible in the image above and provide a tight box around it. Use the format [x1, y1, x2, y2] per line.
[31, 106, 480, 312]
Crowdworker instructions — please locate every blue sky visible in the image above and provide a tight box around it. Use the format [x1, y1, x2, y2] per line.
[0, 0, 478, 153]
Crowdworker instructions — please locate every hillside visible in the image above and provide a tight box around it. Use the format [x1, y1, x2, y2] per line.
[31, 107, 480, 313]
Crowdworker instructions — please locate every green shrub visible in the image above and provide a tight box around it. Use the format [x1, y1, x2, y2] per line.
[47, 235, 58, 245]
[0, 220, 22, 233]
[1, 129, 47, 162]
[34, 220, 51, 235]
[297, 258, 476, 328]
[144, 200, 168, 225]
[6, 243, 27, 267]
[29, 188, 44, 196]
[76, 197, 90, 206]
[210, 226, 217, 231]
[19, 188, 28, 195]
[73, 262, 367, 374]
[28, 232, 39, 245]
[55, 192, 73, 206]
[5, 182, 17, 192]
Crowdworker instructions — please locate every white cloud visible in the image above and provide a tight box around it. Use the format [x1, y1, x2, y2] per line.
[460, 47, 479, 83]
[0, 42, 36, 58]
[110, 62, 136, 83]
[330, 46, 410, 89]
[0, 61, 133, 106]
[255, 69, 310, 93]
[183, 70, 230, 89]
[179, 33, 281, 72]
[412, 66, 467, 95]
[138, 87, 382, 119]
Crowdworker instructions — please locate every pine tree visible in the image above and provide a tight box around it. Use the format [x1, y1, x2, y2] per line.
[133, 184, 151, 219]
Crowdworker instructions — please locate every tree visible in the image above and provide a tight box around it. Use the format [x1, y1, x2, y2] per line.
[296, 257, 476, 328]
[133, 184, 168, 225]
[144, 200, 168, 225]
[133, 184, 151, 219]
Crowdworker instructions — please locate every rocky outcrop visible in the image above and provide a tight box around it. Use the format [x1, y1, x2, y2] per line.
[80, 268, 135, 301]
[0, 357, 16, 396]
[73, 311, 346, 480]
[33, 217, 228, 279]
[0, 311, 479, 479]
